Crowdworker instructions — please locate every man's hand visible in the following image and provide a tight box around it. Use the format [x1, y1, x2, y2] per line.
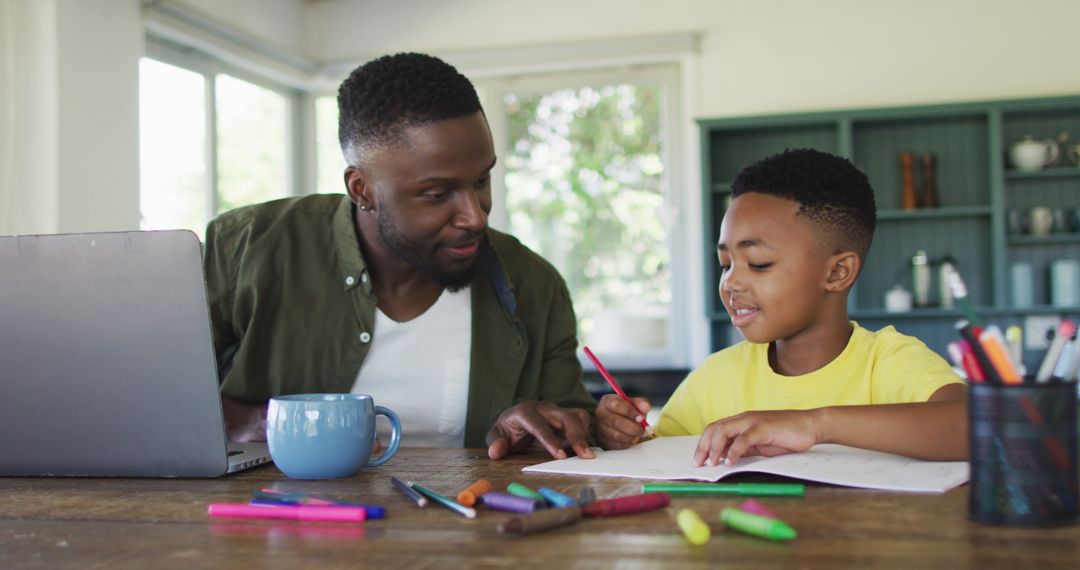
[595, 394, 652, 450]
[694, 409, 822, 467]
[485, 400, 594, 460]
[221, 395, 268, 442]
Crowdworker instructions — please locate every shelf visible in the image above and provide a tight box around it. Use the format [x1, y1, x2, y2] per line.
[877, 206, 992, 221]
[849, 306, 1079, 320]
[1007, 234, 1080, 246]
[707, 305, 1079, 323]
[851, 308, 969, 320]
[1005, 167, 1080, 180]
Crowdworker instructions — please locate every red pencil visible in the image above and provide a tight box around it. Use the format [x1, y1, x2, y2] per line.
[583, 346, 650, 429]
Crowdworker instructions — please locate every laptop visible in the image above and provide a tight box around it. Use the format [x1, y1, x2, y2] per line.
[0, 230, 270, 477]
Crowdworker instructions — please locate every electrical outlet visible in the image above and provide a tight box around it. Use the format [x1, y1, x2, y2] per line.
[1024, 315, 1062, 350]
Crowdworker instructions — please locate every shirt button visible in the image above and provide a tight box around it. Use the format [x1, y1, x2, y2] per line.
[345, 276, 356, 286]
[359, 331, 371, 343]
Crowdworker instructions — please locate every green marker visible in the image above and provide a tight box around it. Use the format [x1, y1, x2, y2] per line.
[721, 507, 797, 541]
[507, 482, 546, 502]
[642, 483, 805, 497]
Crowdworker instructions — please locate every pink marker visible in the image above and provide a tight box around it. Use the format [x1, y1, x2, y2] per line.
[208, 503, 366, 523]
[739, 499, 777, 519]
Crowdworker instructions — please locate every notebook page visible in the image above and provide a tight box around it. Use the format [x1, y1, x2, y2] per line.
[522, 435, 968, 493]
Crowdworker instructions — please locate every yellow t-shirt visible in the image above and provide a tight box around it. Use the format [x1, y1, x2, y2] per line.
[656, 323, 963, 436]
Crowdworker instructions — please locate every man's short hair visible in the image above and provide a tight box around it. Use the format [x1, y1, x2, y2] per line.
[731, 148, 877, 261]
[337, 52, 482, 164]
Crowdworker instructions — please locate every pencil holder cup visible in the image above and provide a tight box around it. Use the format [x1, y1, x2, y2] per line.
[968, 382, 1079, 526]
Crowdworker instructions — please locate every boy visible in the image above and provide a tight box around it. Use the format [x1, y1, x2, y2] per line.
[595, 148, 967, 465]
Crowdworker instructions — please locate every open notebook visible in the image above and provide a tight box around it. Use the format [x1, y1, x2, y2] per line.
[523, 436, 969, 493]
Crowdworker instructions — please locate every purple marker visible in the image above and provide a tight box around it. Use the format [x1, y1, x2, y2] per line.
[739, 499, 777, 519]
[481, 492, 543, 513]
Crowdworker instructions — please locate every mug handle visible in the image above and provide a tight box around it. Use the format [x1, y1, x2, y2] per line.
[368, 406, 402, 467]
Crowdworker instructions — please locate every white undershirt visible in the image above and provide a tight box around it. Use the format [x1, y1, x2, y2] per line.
[350, 287, 472, 448]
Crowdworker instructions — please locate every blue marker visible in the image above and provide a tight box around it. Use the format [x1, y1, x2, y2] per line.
[537, 487, 578, 508]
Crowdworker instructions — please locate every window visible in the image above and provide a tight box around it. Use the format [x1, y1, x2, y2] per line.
[139, 43, 300, 237]
[315, 95, 346, 194]
[481, 65, 686, 368]
[138, 58, 207, 233]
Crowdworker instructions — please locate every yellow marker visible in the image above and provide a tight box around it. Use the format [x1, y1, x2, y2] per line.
[677, 508, 710, 545]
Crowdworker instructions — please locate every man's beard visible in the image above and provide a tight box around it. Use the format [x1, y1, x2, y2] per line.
[376, 208, 482, 292]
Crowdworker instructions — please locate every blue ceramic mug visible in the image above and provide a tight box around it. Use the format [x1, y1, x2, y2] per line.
[267, 394, 402, 479]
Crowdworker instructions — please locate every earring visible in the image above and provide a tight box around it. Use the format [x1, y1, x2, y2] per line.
[359, 204, 371, 212]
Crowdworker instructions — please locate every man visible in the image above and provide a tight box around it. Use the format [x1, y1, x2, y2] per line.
[205, 52, 596, 460]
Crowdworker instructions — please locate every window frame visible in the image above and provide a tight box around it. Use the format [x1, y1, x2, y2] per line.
[475, 64, 689, 370]
[141, 35, 307, 227]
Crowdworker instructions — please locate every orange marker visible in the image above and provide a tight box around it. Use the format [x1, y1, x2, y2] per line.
[456, 479, 493, 507]
[978, 327, 1022, 384]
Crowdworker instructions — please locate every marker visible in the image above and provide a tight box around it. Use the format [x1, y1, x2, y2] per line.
[642, 483, 804, 497]
[953, 340, 986, 383]
[978, 326, 1022, 384]
[578, 486, 597, 505]
[506, 482, 546, 502]
[1051, 333, 1078, 381]
[957, 321, 1001, 384]
[1063, 337, 1080, 382]
[456, 479, 493, 507]
[408, 482, 476, 519]
[208, 503, 365, 523]
[537, 487, 579, 508]
[676, 509, 710, 545]
[582, 492, 670, 517]
[1036, 321, 1077, 383]
[497, 505, 583, 536]
[1005, 326, 1024, 375]
[390, 476, 427, 508]
[251, 489, 385, 519]
[739, 499, 778, 519]
[720, 507, 796, 541]
[481, 492, 544, 514]
[583, 346, 652, 432]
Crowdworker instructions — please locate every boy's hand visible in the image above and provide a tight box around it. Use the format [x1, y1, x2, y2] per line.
[595, 394, 652, 450]
[694, 409, 823, 466]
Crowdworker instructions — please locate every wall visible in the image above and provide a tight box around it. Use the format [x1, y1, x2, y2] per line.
[0, 0, 141, 235]
[0, 0, 58, 235]
[304, 0, 1080, 117]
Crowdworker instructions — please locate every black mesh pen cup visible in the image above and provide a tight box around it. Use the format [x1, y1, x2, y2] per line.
[968, 381, 1079, 526]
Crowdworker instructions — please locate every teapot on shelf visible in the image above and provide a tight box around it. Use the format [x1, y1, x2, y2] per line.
[1009, 136, 1059, 172]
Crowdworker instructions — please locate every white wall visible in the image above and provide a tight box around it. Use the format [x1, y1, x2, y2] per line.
[0, 0, 141, 235]
[174, 0, 305, 57]
[304, 0, 1080, 117]
[0, 0, 59, 235]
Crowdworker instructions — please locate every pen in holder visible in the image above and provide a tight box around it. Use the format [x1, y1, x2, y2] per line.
[968, 380, 1079, 527]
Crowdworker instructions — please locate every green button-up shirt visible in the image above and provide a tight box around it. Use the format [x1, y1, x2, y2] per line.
[203, 194, 596, 447]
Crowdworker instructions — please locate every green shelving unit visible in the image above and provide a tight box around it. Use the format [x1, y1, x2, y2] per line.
[698, 95, 1080, 370]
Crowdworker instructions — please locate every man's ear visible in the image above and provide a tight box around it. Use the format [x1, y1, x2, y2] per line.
[825, 251, 861, 293]
[344, 166, 374, 211]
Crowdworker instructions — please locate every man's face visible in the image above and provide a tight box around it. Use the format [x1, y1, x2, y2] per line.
[364, 112, 496, 291]
[717, 193, 834, 344]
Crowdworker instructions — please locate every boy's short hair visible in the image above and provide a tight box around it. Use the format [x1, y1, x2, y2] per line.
[731, 148, 877, 261]
[337, 52, 482, 164]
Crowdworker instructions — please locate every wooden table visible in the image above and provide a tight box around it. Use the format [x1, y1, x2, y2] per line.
[2, 448, 1078, 569]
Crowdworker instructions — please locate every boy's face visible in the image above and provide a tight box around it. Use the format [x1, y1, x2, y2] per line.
[717, 192, 835, 344]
